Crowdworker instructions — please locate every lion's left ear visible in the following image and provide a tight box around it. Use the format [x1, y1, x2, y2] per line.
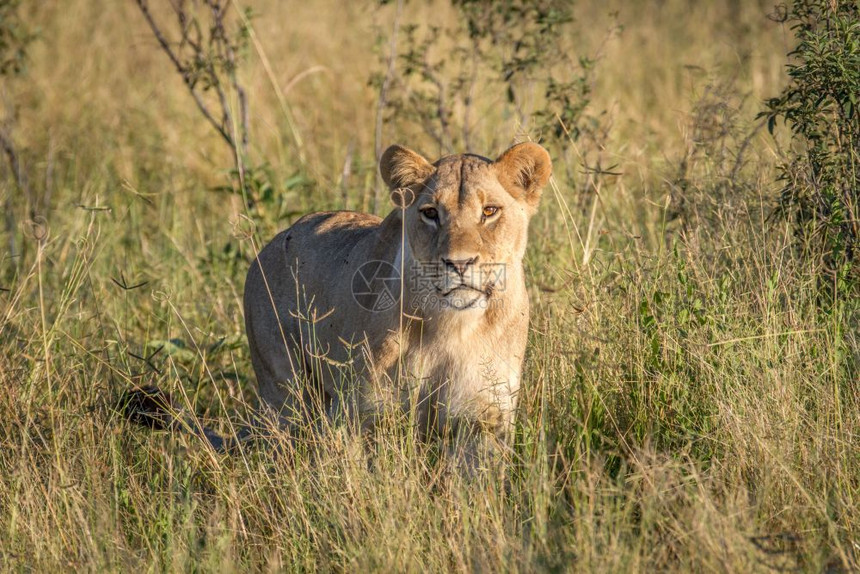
[493, 142, 552, 209]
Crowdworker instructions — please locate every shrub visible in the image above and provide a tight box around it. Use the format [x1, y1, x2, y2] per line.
[372, 0, 607, 155]
[762, 0, 860, 292]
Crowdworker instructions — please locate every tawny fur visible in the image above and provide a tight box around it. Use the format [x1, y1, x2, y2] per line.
[244, 142, 552, 451]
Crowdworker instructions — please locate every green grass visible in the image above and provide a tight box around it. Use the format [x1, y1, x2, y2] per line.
[0, 0, 857, 571]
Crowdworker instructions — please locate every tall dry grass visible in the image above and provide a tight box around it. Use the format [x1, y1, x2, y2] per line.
[0, 0, 856, 571]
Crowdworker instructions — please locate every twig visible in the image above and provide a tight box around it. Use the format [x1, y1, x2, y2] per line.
[708, 328, 825, 347]
[373, 0, 404, 214]
[133, 0, 235, 149]
[232, 1, 306, 167]
[462, 45, 479, 150]
[340, 140, 354, 210]
[0, 127, 31, 260]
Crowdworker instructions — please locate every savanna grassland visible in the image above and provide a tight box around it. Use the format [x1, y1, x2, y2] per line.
[0, 0, 858, 571]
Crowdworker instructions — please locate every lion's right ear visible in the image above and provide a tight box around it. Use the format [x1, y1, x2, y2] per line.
[379, 145, 434, 194]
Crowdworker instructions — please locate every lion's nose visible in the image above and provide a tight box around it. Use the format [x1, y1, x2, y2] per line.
[442, 256, 478, 276]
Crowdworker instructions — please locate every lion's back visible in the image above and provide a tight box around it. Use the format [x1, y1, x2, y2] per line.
[245, 210, 382, 311]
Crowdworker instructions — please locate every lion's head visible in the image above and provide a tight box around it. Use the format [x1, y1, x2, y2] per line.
[380, 143, 552, 314]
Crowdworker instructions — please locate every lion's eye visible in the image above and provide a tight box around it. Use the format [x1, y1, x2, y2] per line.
[420, 207, 439, 221]
[482, 206, 500, 219]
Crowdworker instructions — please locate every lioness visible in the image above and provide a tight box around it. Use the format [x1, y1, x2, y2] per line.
[243, 142, 551, 460]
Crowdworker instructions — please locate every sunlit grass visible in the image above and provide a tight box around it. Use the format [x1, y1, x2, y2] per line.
[0, 0, 856, 571]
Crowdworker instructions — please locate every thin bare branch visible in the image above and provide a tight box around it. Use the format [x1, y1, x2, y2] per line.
[373, 0, 404, 214]
[132, 0, 235, 148]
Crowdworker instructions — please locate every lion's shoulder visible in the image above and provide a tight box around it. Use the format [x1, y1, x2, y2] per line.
[282, 210, 385, 258]
[292, 210, 383, 234]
